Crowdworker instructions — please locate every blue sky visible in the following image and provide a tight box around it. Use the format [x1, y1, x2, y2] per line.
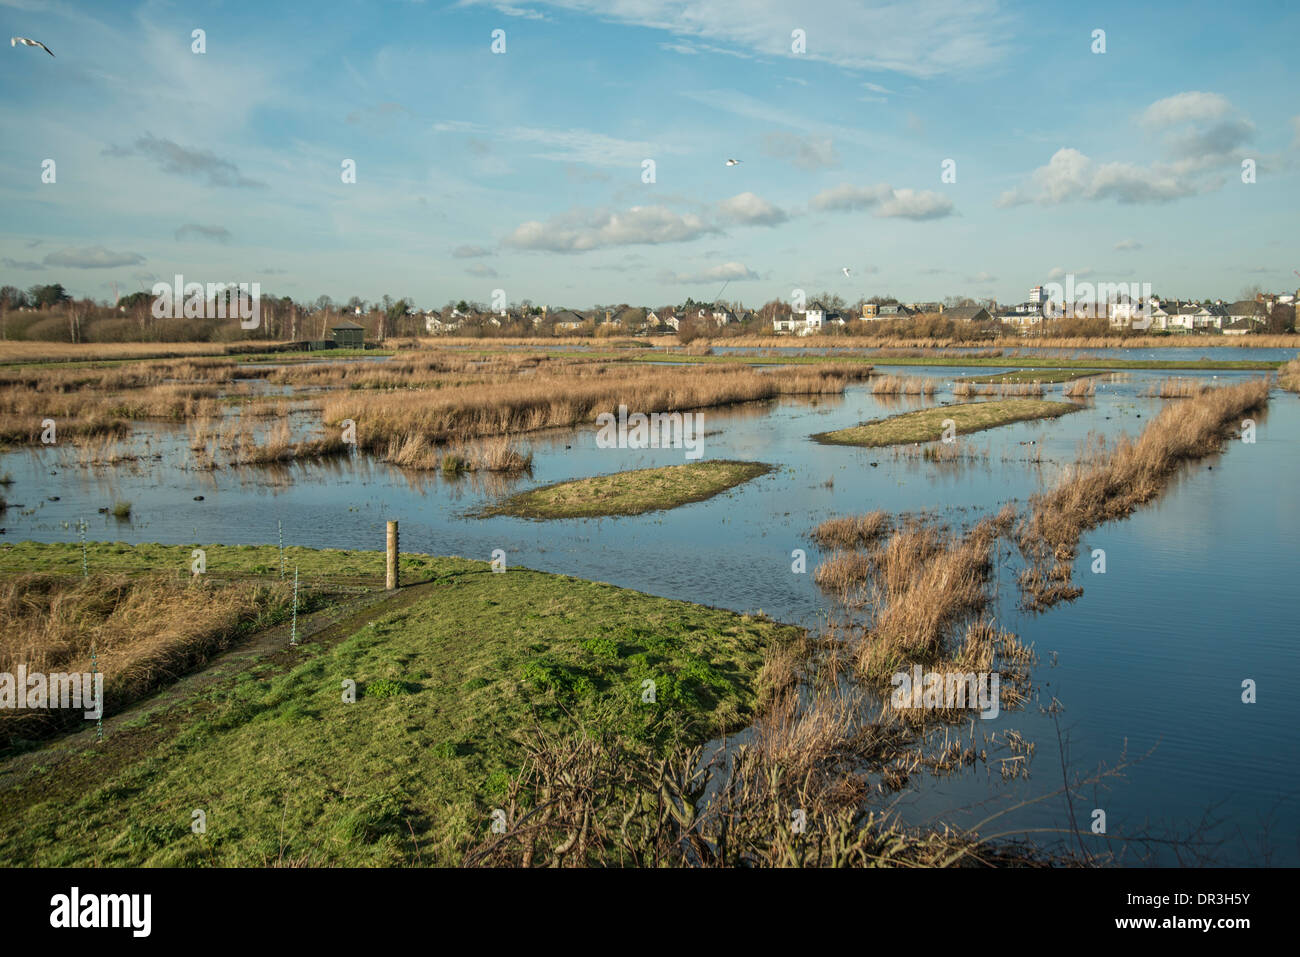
[2, 0, 1298, 309]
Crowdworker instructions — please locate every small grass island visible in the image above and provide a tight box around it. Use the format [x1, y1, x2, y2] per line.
[479, 460, 774, 519]
[813, 398, 1079, 448]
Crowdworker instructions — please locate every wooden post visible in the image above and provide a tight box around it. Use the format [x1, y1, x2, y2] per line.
[386, 521, 399, 591]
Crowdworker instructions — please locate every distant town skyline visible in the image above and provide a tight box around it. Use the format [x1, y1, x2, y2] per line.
[2, 0, 1298, 308]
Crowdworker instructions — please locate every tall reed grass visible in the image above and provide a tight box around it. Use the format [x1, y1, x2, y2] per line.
[1017, 378, 1269, 609]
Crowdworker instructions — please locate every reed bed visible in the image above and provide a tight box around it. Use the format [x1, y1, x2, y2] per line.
[870, 375, 937, 396]
[0, 341, 285, 364]
[0, 572, 294, 746]
[0, 359, 249, 445]
[1017, 378, 1270, 610]
[953, 380, 1045, 398]
[1063, 378, 1097, 397]
[1141, 377, 1208, 398]
[384, 433, 533, 473]
[322, 363, 872, 452]
[265, 350, 570, 390]
[1277, 357, 1300, 392]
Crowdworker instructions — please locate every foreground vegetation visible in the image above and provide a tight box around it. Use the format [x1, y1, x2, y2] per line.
[0, 543, 802, 865]
[813, 399, 1079, 448]
[481, 461, 774, 519]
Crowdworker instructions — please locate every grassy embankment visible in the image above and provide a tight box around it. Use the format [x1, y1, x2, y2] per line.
[813, 398, 1079, 448]
[0, 541, 799, 865]
[481, 461, 773, 519]
[955, 369, 1105, 384]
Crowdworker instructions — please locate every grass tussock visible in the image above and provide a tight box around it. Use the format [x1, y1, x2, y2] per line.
[1063, 378, 1097, 397]
[811, 510, 890, 550]
[1277, 357, 1300, 392]
[1017, 378, 1270, 610]
[385, 433, 533, 473]
[0, 572, 294, 747]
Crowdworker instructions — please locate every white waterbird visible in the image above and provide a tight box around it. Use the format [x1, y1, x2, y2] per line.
[724, 158, 741, 166]
[11, 37, 54, 57]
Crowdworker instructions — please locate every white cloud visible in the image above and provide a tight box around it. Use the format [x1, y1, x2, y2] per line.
[877, 188, 953, 220]
[1115, 239, 1142, 251]
[716, 191, 788, 226]
[810, 183, 893, 211]
[997, 147, 1199, 207]
[1140, 92, 1233, 128]
[811, 183, 953, 219]
[452, 244, 492, 258]
[660, 261, 759, 284]
[999, 93, 1255, 207]
[503, 205, 718, 252]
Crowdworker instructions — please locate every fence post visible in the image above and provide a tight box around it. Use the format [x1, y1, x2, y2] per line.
[386, 520, 399, 591]
[290, 565, 299, 646]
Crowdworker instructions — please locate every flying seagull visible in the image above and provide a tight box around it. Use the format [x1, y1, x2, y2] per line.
[11, 37, 54, 56]
[841, 267, 852, 278]
[724, 158, 741, 166]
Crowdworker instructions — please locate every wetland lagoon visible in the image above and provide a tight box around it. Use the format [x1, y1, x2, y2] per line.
[1, 344, 1296, 867]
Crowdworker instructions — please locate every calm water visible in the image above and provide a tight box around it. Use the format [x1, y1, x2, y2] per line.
[3, 362, 1295, 865]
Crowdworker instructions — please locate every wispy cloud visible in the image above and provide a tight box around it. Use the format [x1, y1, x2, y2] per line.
[175, 224, 232, 243]
[760, 131, 839, 170]
[433, 121, 682, 168]
[42, 246, 146, 269]
[103, 135, 265, 188]
[462, 0, 1011, 78]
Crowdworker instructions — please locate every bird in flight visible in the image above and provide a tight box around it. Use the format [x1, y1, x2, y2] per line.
[724, 158, 741, 166]
[841, 267, 852, 278]
[11, 36, 54, 56]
